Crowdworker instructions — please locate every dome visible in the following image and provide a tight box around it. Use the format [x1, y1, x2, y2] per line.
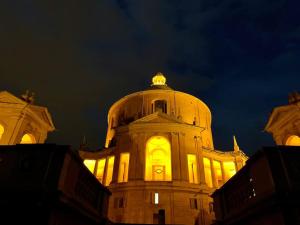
[105, 73, 213, 149]
[80, 72, 248, 225]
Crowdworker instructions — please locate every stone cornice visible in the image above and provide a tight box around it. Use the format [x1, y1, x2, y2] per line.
[115, 122, 206, 135]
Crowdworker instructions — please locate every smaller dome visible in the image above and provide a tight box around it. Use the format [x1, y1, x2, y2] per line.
[152, 72, 167, 86]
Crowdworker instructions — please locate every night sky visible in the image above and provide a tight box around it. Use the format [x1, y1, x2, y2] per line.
[1, 0, 299, 155]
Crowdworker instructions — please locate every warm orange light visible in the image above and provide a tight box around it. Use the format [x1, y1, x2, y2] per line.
[187, 154, 199, 184]
[223, 161, 236, 181]
[84, 159, 96, 173]
[0, 124, 4, 141]
[96, 158, 106, 183]
[286, 135, 300, 146]
[145, 136, 172, 181]
[203, 157, 213, 188]
[20, 133, 36, 144]
[105, 156, 115, 186]
[118, 153, 130, 183]
[213, 160, 223, 187]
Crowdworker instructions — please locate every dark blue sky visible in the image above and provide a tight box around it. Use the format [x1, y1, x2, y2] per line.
[1, 0, 299, 155]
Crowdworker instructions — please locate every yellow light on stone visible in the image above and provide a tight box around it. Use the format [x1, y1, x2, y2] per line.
[187, 154, 199, 184]
[152, 72, 167, 86]
[145, 136, 172, 181]
[84, 159, 96, 173]
[0, 124, 4, 141]
[118, 153, 130, 183]
[105, 156, 115, 186]
[223, 161, 236, 181]
[213, 160, 223, 187]
[96, 158, 106, 183]
[203, 157, 213, 188]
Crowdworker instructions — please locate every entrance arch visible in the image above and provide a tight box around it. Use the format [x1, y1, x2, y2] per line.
[145, 136, 172, 181]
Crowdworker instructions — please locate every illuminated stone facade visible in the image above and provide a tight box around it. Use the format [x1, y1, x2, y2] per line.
[80, 73, 248, 225]
[265, 92, 300, 146]
[0, 91, 55, 145]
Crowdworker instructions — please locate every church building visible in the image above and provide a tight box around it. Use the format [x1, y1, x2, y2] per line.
[265, 91, 300, 146]
[0, 90, 55, 145]
[80, 73, 248, 225]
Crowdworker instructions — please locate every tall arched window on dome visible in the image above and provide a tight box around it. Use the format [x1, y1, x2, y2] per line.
[145, 136, 172, 181]
[20, 133, 36, 144]
[0, 124, 4, 141]
[286, 135, 300, 146]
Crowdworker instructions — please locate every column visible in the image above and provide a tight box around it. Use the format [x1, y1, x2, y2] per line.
[179, 132, 188, 181]
[196, 136, 206, 185]
[171, 132, 181, 180]
[220, 161, 226, 183]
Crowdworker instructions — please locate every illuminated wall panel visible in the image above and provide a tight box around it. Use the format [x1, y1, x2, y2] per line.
[223, 161, 236, 181]
[213, 160, 223, 187]
[84, 159, 96, 173]
[187, 154, 199, 184]
[96, 158, 106, 183]
[0, 124, 4, 140]
[105, 156, 115, 186]
[118, 153, 130, 183]
[203, 157, 213, 188]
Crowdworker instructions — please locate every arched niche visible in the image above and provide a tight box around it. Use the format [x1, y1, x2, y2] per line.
[286, 135, 300, 146]
[20, 133, 36, 144]
[145, 136, 172, 181]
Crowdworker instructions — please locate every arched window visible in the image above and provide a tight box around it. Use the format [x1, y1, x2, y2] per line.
[286, 135, 300, 146]
[152, 100, 167, 113]
[0, 124, 4, 141]
[20, 133, 36, 144]
[145, 136, 172, 181]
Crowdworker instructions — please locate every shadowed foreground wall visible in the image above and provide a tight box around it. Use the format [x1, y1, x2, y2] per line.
[0, 144, 111, 225]
[212, 146, 300, 225]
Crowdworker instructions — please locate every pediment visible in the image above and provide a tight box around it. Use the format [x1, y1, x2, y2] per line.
[131, 112, 185, 125]
[0, 91, 26, 105]
[265, 104, 300, 132]
[0, 91, 55, 130]
[28, 105, 55, 130]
